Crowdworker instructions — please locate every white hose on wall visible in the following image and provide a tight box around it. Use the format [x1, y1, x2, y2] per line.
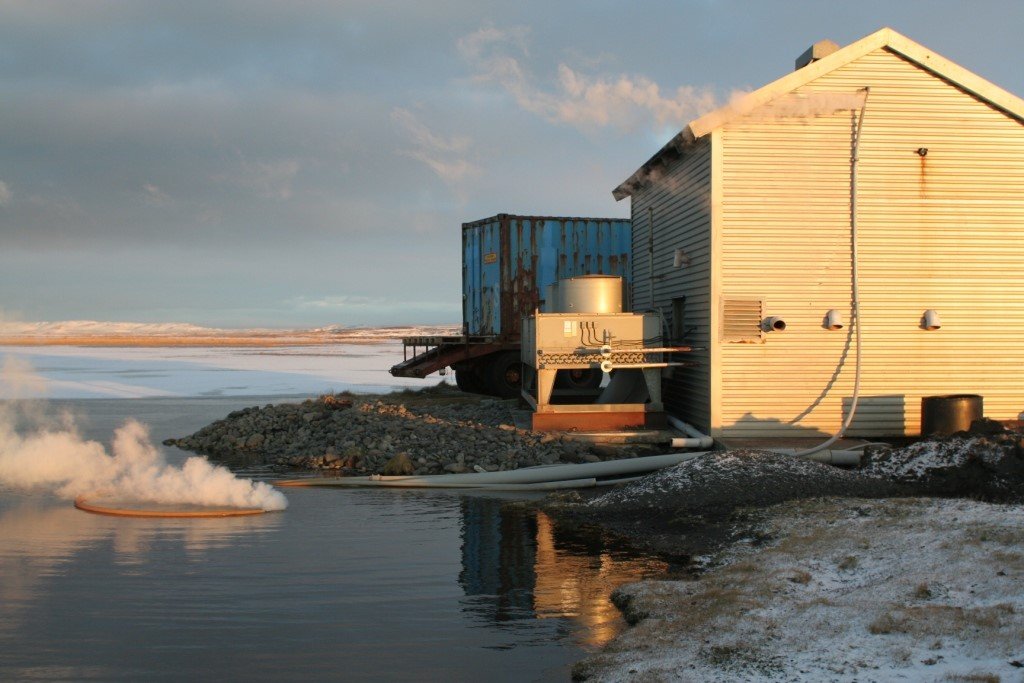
[795, 87, 869, 458]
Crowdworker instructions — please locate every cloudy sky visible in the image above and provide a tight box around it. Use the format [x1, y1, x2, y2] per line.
[2, 1, 1021, 328]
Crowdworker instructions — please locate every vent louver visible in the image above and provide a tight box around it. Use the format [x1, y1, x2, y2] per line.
[722, 298, 764, 343]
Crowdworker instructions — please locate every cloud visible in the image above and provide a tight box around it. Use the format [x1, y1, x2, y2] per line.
[142, 183, 171, 206]
[214, 158, 301, 201]
[0, 181, 11, 207]
[390, 107, 479, 199]
[457, 25, 718, 133]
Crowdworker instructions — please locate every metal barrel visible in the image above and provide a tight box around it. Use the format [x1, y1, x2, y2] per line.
[921, 394, 983, 436]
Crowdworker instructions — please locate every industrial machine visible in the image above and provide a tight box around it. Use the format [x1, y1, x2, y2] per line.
[520, 275, 695, 430]
[390, 214, 632, 398]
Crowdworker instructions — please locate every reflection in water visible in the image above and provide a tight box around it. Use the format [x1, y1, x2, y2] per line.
[458, 497, 668, 649]
[0, 498, 280, 630]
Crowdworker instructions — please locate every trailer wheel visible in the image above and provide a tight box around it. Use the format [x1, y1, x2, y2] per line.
[454, 367, 485, 394]
[487, 352, 523, 399]
[555, 368, 603, 391]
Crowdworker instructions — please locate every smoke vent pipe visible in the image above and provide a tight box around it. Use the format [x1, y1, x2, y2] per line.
[922, 309, 942, 330]
[824, 309, 844, 330]
[795, 39, 840, 70]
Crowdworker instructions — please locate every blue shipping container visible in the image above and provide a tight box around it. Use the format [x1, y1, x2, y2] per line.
[462, 214, 632, 338]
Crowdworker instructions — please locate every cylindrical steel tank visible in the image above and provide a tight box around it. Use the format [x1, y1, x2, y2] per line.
[542, 283, 558, 313]
[921, 394, 983, 436]
[553, 275, 624, 314]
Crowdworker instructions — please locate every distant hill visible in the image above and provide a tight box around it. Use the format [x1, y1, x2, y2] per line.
[0, 321, 461, 347]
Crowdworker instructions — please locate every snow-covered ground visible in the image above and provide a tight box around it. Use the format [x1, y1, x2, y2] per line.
[0, 343, 453, 399]
[576, 496, 1024, 682]
[0, 320, 459, 342]
[0, 322, 460, 398]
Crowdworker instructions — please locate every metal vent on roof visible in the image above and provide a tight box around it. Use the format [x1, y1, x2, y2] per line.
[795, 39, 840, 70]
[722, 298, 764, 343]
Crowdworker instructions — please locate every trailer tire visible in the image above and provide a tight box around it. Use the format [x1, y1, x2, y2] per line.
[486, 352, 523, 399]
[555, 368, 603, 391]
[454, 367, 486, 394]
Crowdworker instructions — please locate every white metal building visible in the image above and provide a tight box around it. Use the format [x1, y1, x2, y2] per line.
[613, 28, 1024, 438]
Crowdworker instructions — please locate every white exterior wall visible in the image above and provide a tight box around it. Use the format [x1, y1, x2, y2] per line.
[717, 47, 1024, 437]
[630, 137, 714, 431]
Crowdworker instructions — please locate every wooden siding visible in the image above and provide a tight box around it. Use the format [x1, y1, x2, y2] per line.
[630, 137, 713, 430]
[717, 47, 1024, 437]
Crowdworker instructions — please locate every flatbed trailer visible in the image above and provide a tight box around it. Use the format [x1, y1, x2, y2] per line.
[390, 334, 522, 396]
[389, 213, 632, 398]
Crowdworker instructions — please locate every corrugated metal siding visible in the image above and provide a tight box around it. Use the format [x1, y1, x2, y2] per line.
[630, 137, 714, 430]
[463, 217, 503, 335]
[463, 215, 631, 338]
[718, 47, 1024, 437]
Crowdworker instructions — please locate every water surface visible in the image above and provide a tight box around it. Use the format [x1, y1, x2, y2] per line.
[0, 398, 669, 682]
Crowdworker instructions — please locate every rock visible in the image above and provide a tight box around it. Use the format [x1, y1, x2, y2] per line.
[969, 417, 1007, 435]
[589, 443, 624, 459]
[382, 452, 414, 476]
[168, 391, 658, 476]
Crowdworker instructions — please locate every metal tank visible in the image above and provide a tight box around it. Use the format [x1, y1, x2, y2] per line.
[551, 275, 625, 314]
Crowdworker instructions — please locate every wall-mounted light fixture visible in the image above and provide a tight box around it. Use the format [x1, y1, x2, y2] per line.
[673, 248, 689, 268]
[922, 309, 941, 330]
[762, 316, 787, 332]
[824, 309, 844, 330]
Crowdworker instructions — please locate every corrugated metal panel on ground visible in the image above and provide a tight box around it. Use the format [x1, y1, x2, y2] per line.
[717, 47, 1024, 437]
[630, 137, 713, 431]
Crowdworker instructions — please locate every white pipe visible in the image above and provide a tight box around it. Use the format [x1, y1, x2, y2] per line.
[793, 87, 869, 458]
[275, 451, 709, 489]
[804, 449, 862, 466]
[670, 437, 709, 448]
[766, 448, 862, 466]
[666, 415, 714, 449]
[277, 474, 653, 491]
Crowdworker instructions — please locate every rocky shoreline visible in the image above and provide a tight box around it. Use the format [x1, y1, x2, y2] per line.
[167, 390, 1024, 682]
[164, 385, 661, 476]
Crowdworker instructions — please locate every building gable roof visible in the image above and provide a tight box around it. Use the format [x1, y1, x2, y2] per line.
[613, 27, 1024, 200]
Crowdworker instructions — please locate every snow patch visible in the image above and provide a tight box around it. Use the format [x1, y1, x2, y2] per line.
[579, 497, 1024, 682]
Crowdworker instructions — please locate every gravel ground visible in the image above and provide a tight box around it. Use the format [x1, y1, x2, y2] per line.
[165, 385, 662, 476]
[572, 497, 1024, 682]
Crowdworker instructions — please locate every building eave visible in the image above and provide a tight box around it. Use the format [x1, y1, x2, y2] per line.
[612, 27, 1024, 200]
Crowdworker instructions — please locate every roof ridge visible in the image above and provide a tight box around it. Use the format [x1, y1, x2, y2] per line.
[614, 27, 1024, 200]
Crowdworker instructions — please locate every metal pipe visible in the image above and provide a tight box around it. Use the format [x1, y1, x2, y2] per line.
[766, 448, 862, 466]
[578, 346, 692, 355]
[669, 437, 709, 448]
[599, 361, 687, 371]
[275, 451, 709, 489]
[666, 415, 715, 449]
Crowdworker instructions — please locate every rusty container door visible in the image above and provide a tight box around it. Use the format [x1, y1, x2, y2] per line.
[504, 216, 632, 339]
[465, 214, 632, 341]
[462, 215, 505, 336]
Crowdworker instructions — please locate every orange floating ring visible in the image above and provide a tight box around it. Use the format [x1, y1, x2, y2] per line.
[74, 495, 268, 518]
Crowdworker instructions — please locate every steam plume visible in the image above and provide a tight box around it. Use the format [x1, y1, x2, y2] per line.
[457, 25, 718, 133]
[0, 359, 287, 511]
